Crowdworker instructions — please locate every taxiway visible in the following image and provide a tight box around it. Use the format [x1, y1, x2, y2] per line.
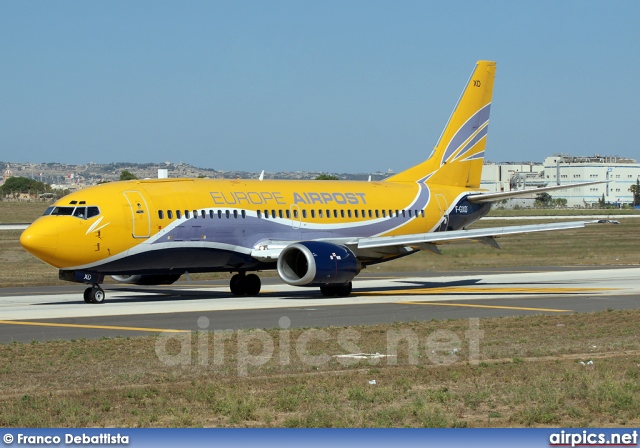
[0, 266, 638, 343]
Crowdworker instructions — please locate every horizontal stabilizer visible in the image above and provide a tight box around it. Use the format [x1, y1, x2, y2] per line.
[467, 181, 608, 203]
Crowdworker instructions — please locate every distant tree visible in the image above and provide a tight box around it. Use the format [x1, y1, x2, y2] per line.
[0, 176, 48, 193]
[630, 179, 640, 206]
[552, 198, 568, 208]
[315, 174, 339, 180]
[534, 192, 552, 208]
[119, 170, 137, 181]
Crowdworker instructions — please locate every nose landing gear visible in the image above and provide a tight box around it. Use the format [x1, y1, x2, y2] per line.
[83, 285, 105, 304]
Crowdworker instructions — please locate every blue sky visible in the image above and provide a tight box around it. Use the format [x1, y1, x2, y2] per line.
[2, 1, 639, 173]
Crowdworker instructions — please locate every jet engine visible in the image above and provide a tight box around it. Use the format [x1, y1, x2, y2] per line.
[277, 241, 360, 286]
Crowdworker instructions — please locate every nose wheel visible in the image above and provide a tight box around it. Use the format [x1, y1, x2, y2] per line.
[83, 285, 106, 304]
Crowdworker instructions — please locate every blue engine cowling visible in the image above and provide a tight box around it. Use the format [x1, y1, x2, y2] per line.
[277, 241, 360, 286]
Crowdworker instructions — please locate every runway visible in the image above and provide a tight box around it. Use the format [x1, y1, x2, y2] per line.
[0, 266, 638, 343]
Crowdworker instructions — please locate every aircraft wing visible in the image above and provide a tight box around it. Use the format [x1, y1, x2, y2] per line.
[466, 181, 607, 203]
[252, 221, 587, 261]
[356, 221, 586, 250]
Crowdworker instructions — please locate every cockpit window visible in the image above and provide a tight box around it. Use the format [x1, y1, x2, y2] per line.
[51, 206, 74, 216]
[49, 206, 100, 219]
[42, 206, 54, 216]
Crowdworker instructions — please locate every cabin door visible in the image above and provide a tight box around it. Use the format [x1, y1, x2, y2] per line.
[123, 191, 151, 238]
[290, 204, 301, 229]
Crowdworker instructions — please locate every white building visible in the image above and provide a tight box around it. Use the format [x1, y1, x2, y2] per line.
[480, 162, 544, 193]
[542, 154, 640, 207]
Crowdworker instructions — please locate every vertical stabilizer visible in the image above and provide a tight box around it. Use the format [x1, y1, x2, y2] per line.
[387, 60, 496, 188]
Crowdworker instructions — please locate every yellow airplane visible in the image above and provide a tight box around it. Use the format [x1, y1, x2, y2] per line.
[20, 61, 598, 303]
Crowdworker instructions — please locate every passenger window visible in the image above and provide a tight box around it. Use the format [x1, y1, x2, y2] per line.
[421, 210, 425, 218]
[286, 210, 290, 219]
[185, 210, 190, 219]
[382, 210, 386, 218]
[340, 210, 345, 218]
[176, 210, 182, 219]
[264, 210, 269, 218]
[402, 210, 406, 218]
[218, 210, 222, 219]
[241, 210, 246, 219]
[233, 210, 238, 219]
[168, 210, 173, 219]
[354, 210, 358, 218]
[333, 210, 338, 218]
[257, 210, 262, 219]
[348, 210, 352, 218]
[368, 210, 372, 218]
[201, 210, 206, 219]
[375, 210, 379, 218]
[310, 210, 315, 218]
[225, 210, 230, 219]
[294, 210, 299, 219]
[302, 210, 306, 219]
[193, 210, 197, 219]
[272, 210, 276, 218]
[278, 210, 283, 219]
[158, 210, 164, 219]
[209, 210, 214, 219]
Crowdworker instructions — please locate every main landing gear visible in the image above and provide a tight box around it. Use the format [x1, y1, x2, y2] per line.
[230, 272, 262, 296]
[83, 285, 105, 304]
[320, 282, 352, 297]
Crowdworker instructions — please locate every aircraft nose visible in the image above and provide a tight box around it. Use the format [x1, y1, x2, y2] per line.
[20, 220, 59, 264]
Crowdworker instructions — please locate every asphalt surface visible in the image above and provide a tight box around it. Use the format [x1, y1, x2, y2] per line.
[0, 266, 638, 343]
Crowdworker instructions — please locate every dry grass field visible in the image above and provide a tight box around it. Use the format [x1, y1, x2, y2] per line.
[1, 310, 639, 427]
[1, 201, 639, 427]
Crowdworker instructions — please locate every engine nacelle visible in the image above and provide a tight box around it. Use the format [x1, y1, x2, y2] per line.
[110, 274, 181, 285]
[277, 241, 360, 286]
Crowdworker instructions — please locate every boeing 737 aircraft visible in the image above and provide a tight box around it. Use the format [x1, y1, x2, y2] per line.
[20, 61, 598, 303]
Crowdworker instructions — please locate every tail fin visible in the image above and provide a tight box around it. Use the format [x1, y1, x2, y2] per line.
[387, 60, 496, 188]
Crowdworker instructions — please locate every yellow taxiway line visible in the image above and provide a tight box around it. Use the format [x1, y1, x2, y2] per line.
[397, 302, 572, 312]
[0, 320, 189, 333]
[359, 286, 613, 296]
